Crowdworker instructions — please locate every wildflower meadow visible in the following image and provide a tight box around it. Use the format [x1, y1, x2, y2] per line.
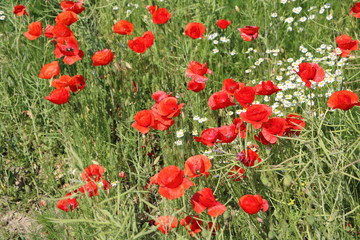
[0, 0, 360, 239]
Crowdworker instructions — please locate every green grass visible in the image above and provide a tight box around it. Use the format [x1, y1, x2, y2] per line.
[0, 0, 359, 239]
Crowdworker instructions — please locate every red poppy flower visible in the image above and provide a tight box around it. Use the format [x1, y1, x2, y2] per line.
[238, 195, 269, 215]
[261, 117, 287, 144]
[101, 179, 112, 190]
[254, 132, 270, 145]
[13, 5, 28, 16]
[336, 35, 359, 58]
[184, 22, 206, 39]
[180, 215, 202, 236]
[150, 165, 194, 199]
[79, 181, 98, 197]
[194, 128, 219, 146]
[152, 8, 172, 24]
[222, 78, 243, 95]
[240, 104, 272, 129]
[238, 26, 260, 41]
[128, 37, 148, 53]
[81, 164, 105, 182]
[24, 22, 42, 40]
[113, 20, 134, 35]
[54, 37, 84, 65]
[187, 79, 206, 92]
[227, 166, 246, 181]
[208, 91, 236, 110]
[45, 87, 71, 105]
[132, 110, 155, 134]
[142, 31, 155, 48]
[152, 91, 172, 103]
[55, 11, 78, 26]
[285, 114, 306, 135]
[39, 61, 60, 79]
[255, 81, 281, 95]
[150, 114, 175, 131]
[52, 75, 85, 93]
[216, 19, 231, 29]
[236, 149, 262, 167]
[92, 49, 114, 66]
[147, 5, 158, 15]
[44, 25, 55, 38]
[185, 61, 213, 83]
[60, 1, 85, 14]
[327, 90, 360, 111]
[154, 97, 184, 118]
[234, 86, 256, 108]
[154, 216, 178, 234]
[350, 3, 360, 18]
[184, 155, 212, 178]
[294, 62, 325, 88]
[57, 197, 78, 212]
[218, 124, 238, 143]
[190, 188, 226, 217]
[48, 23, 74, 39]
[233, 118, 247, 138]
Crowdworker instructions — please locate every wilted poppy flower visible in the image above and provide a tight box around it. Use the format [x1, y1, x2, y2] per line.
[152, 8, 172, 24]
[216, 19, 231, 29]
[222, 78, 243, 95]
[255, 81, 281, 96]
[132, 110, 155, 134]
[327, 90, 360, 111]
[155, 216, 178, 234]
[227, 166, 246, 181]
[285, 114, 305, 135]
[152, 91, 172, 103]
[234, 86, 256, 108]
[194, 128, 219, 146]
[238, 26, 260, 41]
[180, 215, 202, 236]
[54, 37, 84, 65]
[238, 195, 269, 214]
[336, 35, 359, 58]
[236, 149, 262, 167]
[154, 97, 184, 118]
[218, 124, 238, 143]
[60, 1, 85, 14]
[13, 5, 28, 16]
[150, 165, 194, 199]
[52, 75, 85, 93]
[350, 3, 360, 18]
[240, 104, 272, 129]
[187, 79, 206, 92]
[24, 22, 42, 40]
[208, 91, 236, 110]
[184, 22, 206, 39]
[45, 87, 70, 105]
[113, 20, 134, 35]
[57, 196, 78, 212]
[233, 118, 246, 138]
[294, 62, 325, 88]
[39, 61, 60, 79]
[81, 164, 105, 182]
[186, 61, 213, 83]
[79, 181, 98, 197]
[55, 11, 78, 26]
[261, 117, 287, 144]
[92, 49, 114, 66]
[142, 31, 155, 48]
[190, 188, 226, 217]
[184, 155, 212, 178]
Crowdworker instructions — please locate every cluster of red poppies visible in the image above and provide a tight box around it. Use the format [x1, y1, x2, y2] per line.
[148, 155, 268, 235]
[132, 91, 184, 133]
[57, 164, 111, 212]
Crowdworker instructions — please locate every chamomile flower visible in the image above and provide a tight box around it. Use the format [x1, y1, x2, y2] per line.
[192, 130, 198, 136]
[309, 14, 316, 20]
[292, 7, 302, 14]
[277, 60, 283, 65]
[298, 16, 307, 22]
[324, 3, 331, 9]
[220, 36, 229, 43]
[271, 12, 278, 18]
[284, 17, 294, 24]
[276, 75, 283, 81]
[203, 150, 212, 155]
[245, 69, 252, 73]
[280, 0, 288, 4]
[175, 140, 183, 146]
[264, 96, 270, 102]
[208, 33, 218, 40]
[230, 50, 237, 56]
[226, 111, 234, 116]
[113, 6, 119, 10]
[176, 129, 185, 138]
[319, 8, 325, 14]
[199, 117, 208, 123]
[213, 40, 219, 45]
[285, 94, 292, 100]
[326, 14, 333, 20]
[212, 48, 219, 54]
[0, 15, 6, 20]
[193, 115, 200, 121]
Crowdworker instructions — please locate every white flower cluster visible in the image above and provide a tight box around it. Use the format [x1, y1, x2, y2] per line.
[0, 10, 5, 20]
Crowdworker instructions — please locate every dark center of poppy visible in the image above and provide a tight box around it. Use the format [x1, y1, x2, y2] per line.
[195, 169, 201, 174]
[66, 47, 74, 52]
